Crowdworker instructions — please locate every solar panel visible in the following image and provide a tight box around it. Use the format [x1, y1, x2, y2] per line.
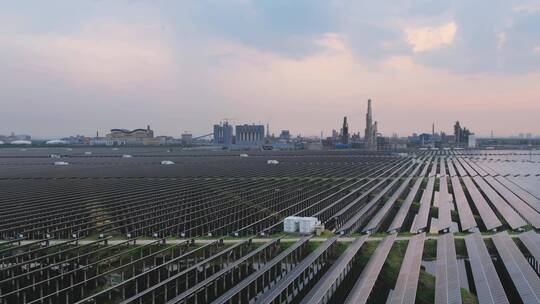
[255, 236, 339, 304]
[458, 158, 478, 177]
[300, 236, 368, 304]
[484, 176, 540, 229]
[453, 158, 469, 177]
[411, 174, 435, 233]
[363, 160, 423, 233]
[450, 176, 477, 231]
[492, 231, 540, 304]
[474, 176, 527, 230]
[344, 234, 397, 304]
[447, 158, 457, 177]
[388, 157, 431, 233]
[438, 176, 452, 232]
[465, 232, 509, 304]
[494, 176, 540, 213]
[462, 176, 502, 231]
[435, 233, 462, 304]
[388, 233, 426, 304]
[518, 231, 540, 262]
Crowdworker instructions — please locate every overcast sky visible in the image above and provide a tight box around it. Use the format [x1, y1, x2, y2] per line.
[1, 1, 540, 138]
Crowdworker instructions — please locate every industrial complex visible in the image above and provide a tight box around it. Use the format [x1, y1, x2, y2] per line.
[2, 99, 539, 151]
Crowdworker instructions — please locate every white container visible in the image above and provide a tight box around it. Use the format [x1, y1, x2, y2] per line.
[284, 216, 319, 234]
[54, 161, 69, 166]
[161, 160, 175, 165]
[267, 160, 279, 165]
[284, 216, 300, 233]
[122, 154, 132, 158]
[298, 217, 319, 234]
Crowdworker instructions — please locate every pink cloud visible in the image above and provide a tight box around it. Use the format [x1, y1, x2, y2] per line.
[0, 19, 176, 92]
[405, 22, 457, 53]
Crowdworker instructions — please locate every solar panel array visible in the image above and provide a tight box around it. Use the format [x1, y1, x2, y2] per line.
[1, 148, 540, 303]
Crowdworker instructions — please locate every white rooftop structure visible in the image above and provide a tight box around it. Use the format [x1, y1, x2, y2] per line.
[10, 140, 31, 145]
[45, 140, 67, 145]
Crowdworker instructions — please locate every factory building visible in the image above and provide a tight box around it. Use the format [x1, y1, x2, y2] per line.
[341, 116, 349, 145]
[213, 122, 233, 146]
[236, 124, 265, 145]
[364, 99, 378, 151]
[0, 132, 31, 143]
[106, 125, 155, 145]
[468, 134, 476, 148]
[454, 121, 472, 146]
[181, 133, 193, 145]
[279, 130, 291, 141]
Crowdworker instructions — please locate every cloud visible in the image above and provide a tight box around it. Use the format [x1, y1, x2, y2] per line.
[513, 3, 540, 14]
[186, 0, 338, 58]
[383, 56, 416, 71]
[0, 19, 176, 92]
[405, 22, 457, 52]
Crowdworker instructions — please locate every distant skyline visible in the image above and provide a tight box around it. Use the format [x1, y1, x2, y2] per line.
[1, 1, 540, 138]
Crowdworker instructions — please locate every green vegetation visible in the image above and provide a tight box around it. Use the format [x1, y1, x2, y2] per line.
[318, 230, 335, 238]
[306, 241, 323, 253]
[371, 232, 390, 238]
[462, 288, 479, 304]
[357, 241, 379, 265]
[423, 239, 437, 259]
[416, 269, 436, 304]
[276, 239, 293, 251]
[380, 240, 407, 286]
[334, 241, 349, 255]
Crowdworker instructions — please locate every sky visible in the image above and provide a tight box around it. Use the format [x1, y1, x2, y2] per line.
[1, 1, 540, 138]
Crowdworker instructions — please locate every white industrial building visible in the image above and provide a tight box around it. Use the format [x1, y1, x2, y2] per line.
[468, 134, 476, 148]
[284, 216, 320, 234]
